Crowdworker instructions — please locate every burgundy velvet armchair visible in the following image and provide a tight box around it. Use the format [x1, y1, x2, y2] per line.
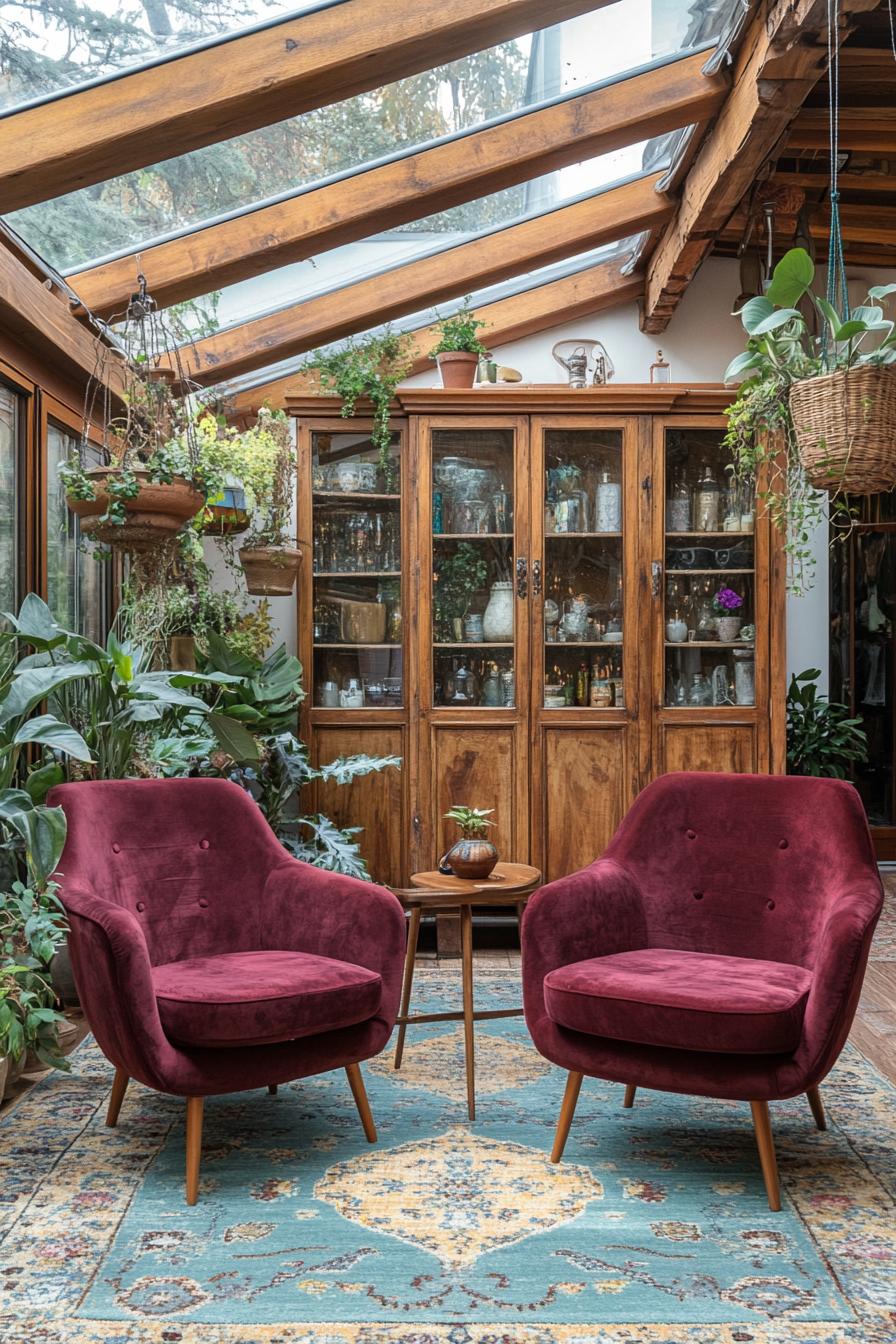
[522, 771, 883, 1209]
[49, 778, 405, 1204]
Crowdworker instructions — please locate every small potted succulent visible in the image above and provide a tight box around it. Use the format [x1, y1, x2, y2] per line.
[440, 805, 498, 880]
[430, 298, 489, 389]
[712, 586, 744, 642]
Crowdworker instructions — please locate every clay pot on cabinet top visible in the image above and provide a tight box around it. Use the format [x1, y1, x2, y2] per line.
[443, 837, 499, 880]
[436, 352, 479, 388]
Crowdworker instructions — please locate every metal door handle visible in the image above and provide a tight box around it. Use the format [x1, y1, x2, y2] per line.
[532, 559, 542, 596]
[651, 560, 663, 598]
[516, 555, 528, 599]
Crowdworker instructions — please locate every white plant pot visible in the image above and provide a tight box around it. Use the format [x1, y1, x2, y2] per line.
[482, 581, 514, 641]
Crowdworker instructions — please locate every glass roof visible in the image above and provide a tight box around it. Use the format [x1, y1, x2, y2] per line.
[215, 234, 645, 397]
[0, 1, 321, 111]
[3, 0, 727, 273]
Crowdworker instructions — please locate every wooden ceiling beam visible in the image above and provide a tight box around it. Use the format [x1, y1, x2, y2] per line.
[642, 0, 878, 335]
[0, 0, 611, 213]
[772, 169, 896, 195]
[786, 108, 896, 154]
[0, 237, 124, 393]
[69, 50, 725, 320]
[175, 171, 672, 386]
[225, 256, 643, 417]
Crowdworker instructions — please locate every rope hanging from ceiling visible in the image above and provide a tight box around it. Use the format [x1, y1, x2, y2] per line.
[823, 0, 849, 366]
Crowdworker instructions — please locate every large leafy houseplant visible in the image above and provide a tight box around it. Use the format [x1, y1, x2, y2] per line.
[304, 329, 413, 485]
[725, 247, 896, 593]
[786, 668, 867, 779]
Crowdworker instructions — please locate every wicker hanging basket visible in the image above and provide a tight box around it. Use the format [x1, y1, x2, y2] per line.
[789, 365, 896, 495]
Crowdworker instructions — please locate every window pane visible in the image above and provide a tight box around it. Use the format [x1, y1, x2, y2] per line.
[0, 381, 21, 615]
[46, 423, 108, 642]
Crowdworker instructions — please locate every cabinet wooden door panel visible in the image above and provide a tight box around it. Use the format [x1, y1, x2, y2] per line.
[313, 725, 406, 886]
[429, 724, 523, 867]
[659, 722, 757, 774]
[539, 725, 630, 880]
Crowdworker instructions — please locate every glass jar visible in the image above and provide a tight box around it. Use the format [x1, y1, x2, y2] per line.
[666, 471, 691, 531]
[688, 673, 713, 706]
[339, 677, 364, 709]
[482, 662, 502, 706]
[596, 467, 621, 532]
[694, 462, 721, 532]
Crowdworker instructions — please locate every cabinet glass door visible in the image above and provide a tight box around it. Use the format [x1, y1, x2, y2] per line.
[310, 429, 402, 710]
[663, 428, 756, 708]
[542, 428, 624, 709]
[431, 427, 517, 708]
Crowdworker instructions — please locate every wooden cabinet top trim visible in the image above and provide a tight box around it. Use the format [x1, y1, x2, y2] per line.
[286, 384, 733, 417]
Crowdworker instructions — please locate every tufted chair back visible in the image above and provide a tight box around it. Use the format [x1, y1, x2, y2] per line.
[49, 779, 288, 966]
[604, 772, 878, 969]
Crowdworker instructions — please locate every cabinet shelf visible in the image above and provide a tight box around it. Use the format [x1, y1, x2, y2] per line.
[666, 530, 753, 538]
[546, 640, 623, 649]
[313, 570, 401, 578]
[314, 642, 401, 649]
[666, 568, 754, 576]
[433, 532, 513, 540]
[666, 641, 755, 649]
[546, 530, 622, 539]
[313, 490, 400, 502]
[434, 641, 514, 649]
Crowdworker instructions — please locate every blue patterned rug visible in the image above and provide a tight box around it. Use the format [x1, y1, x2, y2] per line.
[0, 969, 894, 1342]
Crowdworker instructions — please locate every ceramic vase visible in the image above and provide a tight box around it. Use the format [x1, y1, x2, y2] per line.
[482, 581, 514, 641]
[716, 615, 742, 642]
[734, 648, 755, 705]
[443, 837, 499, 880]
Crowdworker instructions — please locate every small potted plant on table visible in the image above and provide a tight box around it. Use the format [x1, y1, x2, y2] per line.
[430, 298, 489, 389]
[441, 806, 499, 879]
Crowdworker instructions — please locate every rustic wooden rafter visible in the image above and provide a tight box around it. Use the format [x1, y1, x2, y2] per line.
[641, 0, 879, 335]
[0, 0, 612, 214]
[225, 255, 643, 417]
[786, 107, 896, 154]
[69, 50, 726, 319]
[175, 171, 672, 386]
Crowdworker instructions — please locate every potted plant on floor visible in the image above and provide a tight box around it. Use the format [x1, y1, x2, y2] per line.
[725, 247, 896, 593]
[430, 297, 489, 389]
[786, 668, 868, 778]
[441, 805, 498, 879]
[237, 408, 303, 596]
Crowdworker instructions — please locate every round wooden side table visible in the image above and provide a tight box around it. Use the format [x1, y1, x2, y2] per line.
[393, 862, 541, 1119]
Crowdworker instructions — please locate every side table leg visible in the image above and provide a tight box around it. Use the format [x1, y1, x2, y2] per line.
[395, 905, 422, 1070]
[461, 902, 476, 1121]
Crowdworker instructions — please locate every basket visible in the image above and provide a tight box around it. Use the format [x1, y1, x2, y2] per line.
[789, 365, 896, 494]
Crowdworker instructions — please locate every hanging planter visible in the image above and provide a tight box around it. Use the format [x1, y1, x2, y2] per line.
[790, 364, 896, 494]
[68, 466, 204, 551]
[202, 482, 250, 536]
[239, 545, 302, 596]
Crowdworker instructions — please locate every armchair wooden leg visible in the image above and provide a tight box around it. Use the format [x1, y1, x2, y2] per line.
[185, 1096, 204, 1206]
[346, 1063, 377, 1143]
[623, 1084, 637, 1109]
[105, 1068, 129, 1127]
[806, 1086, 826, 1131]
[750, 1100, 781, 1212]
[551, 1071, 584, 1163]
[394, 904, 421, 1070]
[267, 1084, 278, 1095]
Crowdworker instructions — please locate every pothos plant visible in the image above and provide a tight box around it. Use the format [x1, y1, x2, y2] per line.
[304, 329, 413, 485]
[724, 247, 896, 594]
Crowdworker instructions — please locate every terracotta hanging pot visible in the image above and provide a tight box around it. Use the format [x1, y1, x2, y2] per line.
[239, 545, 302, 596]
[436, 351, 479, 389]
[789, 365, 896, 494]
[67, 466, 204, 552]
[203, 482, 250, 537]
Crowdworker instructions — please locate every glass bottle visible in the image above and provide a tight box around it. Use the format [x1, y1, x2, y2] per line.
[482, 661, 502, 706]
[689, 673, 712, 707]
[563, 670, 575, 705]
[575, 660, 589, 706]
[694, 462, 721, 533]
[595, 465, 622, 532]
[666, 470, 691, 532]
[650, 349, 671, 383]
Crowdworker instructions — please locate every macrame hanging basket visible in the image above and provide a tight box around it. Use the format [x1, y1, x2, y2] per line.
[789, 364, 896, 495]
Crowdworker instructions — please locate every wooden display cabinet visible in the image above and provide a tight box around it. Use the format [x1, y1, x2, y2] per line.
[290, 387, 786, 887]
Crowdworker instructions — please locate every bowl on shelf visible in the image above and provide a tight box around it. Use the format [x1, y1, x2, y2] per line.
[666, 546, 714, 569]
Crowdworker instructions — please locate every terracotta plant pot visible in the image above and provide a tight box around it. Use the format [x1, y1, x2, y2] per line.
[67, 466, 204, 552]
[436, 351, 479, 389]
[203, 483, 250, 537]
[240, 545, 302, 596]
[169, 635, 197, 671]
[443, 837, 499, 880]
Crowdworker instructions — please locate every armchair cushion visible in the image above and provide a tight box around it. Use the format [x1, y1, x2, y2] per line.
[544, 948, 813, 1055]
[153, 949, 383, 1048]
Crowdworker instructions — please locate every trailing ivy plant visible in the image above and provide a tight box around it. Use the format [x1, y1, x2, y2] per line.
[786, 668, 867, 779]
[724, 247, 896, 594]
[304, 329, 413, 485]
[429, 297, 489, 357]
